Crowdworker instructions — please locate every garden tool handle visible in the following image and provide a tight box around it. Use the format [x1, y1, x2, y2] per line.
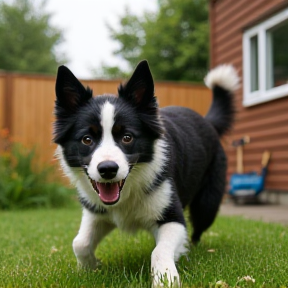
[233, 135, 250, 174]
[261, 151, 271, 168]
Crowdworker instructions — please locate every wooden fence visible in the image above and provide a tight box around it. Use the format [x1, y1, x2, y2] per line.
[0, 72, 211, 166]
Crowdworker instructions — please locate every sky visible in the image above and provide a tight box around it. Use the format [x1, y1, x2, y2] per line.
[45, 0, 158, 79]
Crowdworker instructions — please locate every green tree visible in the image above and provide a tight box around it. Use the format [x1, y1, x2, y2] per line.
[101, 0, 209, 82]
[92, 63, 129, 79]
[0, 0, 65, 74]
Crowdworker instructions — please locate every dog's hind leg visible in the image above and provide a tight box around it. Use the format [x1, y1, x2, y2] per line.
[73, 208, 115, 269]
[189, 146, 226, 244]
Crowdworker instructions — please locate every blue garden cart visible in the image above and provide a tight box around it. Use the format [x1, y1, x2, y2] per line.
[228, 136, 271, 204]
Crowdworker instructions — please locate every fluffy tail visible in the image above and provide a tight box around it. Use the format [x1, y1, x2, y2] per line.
[204, 65, 239, 136]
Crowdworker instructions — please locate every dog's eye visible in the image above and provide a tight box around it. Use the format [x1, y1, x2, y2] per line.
[82, 135, 93, 146]
[122, 134, 133, 144]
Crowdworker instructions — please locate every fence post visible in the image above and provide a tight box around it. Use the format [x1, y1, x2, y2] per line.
[3, 73, 13, 134]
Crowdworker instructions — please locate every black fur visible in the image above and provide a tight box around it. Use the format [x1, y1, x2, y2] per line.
[205, 85, 235, 136]
[79, 197, 108, 214]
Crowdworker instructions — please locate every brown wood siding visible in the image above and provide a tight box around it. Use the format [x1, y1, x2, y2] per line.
[210, 0, 288, 192]
[0, 75, 5, 129]
[0, 73, 211, 167]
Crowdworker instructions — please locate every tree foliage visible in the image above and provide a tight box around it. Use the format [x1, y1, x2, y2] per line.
[0, 0, 65, 74]
[103, 0, 209, 82]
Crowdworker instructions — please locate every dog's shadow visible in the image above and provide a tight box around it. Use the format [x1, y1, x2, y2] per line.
[95, 230, 154, 276]
[90, 227, 221, 287]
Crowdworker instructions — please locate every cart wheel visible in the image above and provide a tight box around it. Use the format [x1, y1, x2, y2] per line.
[233, 197, 239, 205]
[233, 197, 246, 205]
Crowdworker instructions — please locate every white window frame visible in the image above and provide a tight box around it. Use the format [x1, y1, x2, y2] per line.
[243, 8, 288, 107]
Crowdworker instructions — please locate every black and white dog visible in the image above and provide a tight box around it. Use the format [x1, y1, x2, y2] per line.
[54, 60, 238, 287]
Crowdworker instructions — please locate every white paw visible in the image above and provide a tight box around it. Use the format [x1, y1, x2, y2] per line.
[76, 254, 99, 270]
[151, 267, 180, 287]
[73, 236, 98, 270]
[151, 250, 180, 287]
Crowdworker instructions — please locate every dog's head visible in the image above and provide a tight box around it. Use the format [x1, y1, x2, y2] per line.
[54, 60, 163, 206]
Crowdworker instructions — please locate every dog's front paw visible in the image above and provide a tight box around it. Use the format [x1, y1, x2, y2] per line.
[76, 255, 100, 271]
[151, 250, 180, 287]
[73, 237, 99, 270]
[151, 266, 180, 288]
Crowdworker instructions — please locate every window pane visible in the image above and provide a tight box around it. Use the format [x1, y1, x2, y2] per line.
[266, 21, 288, 89]
[250, 35, 259, 92]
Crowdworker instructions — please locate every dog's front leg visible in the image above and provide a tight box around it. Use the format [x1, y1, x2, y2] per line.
[73, 208, 115, 270]
[151, 222, 187, 287]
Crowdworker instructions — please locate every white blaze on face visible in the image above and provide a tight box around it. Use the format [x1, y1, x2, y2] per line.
[101, 100, 115, 145]
[87, 101, 129, 182]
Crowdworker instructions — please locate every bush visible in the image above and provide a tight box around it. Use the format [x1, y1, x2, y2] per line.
[0, 129, 76, 210]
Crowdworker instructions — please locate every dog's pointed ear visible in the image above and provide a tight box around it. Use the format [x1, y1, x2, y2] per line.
[118, 61, 163, 137]
[55, 65, 92, 115]
[118, 60, 157, 111]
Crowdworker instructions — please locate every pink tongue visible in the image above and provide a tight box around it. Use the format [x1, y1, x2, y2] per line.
[96, 182, 120, 204]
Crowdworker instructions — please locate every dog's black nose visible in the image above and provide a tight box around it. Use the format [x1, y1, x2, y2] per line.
[97, 161, 119, 179]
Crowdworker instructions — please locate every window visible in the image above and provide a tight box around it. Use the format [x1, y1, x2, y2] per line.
[243, 8, 288, 106]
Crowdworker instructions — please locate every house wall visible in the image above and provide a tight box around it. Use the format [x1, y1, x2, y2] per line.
[210, 0, 288, 191]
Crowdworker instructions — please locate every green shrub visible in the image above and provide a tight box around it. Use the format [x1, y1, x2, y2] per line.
[0, 143, 76, 210]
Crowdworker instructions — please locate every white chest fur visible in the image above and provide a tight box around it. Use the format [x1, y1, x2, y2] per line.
[106, 179, 173, 233]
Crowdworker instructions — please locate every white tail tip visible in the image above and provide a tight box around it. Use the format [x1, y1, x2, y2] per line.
[204, 64, 239, 92]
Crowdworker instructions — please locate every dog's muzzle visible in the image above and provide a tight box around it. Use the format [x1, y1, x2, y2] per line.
[83, 161, 132, 206]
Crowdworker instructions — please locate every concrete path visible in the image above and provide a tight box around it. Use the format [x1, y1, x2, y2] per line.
[220, 202, 288, 225]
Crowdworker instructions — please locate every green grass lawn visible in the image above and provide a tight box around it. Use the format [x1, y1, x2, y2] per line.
[0, 207, 287, 288]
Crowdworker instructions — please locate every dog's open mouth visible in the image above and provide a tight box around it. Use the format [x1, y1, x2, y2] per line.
[89, 178, 126, 205]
